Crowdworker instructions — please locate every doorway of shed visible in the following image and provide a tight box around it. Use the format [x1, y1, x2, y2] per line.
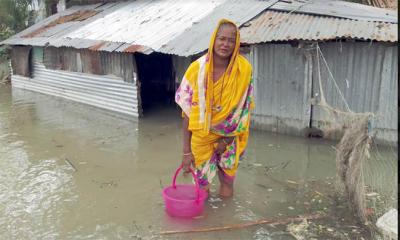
[135, 53, 175, 115]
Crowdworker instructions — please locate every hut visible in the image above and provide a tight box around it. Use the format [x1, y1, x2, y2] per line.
[0, 0, 275, 116]
[1, 0, 397, 144]
[240, 1, 397, 144]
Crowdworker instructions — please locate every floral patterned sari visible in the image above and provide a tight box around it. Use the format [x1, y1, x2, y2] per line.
[175, 19, 254, 187]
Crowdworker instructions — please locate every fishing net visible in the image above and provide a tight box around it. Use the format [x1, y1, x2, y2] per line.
[313, 43, 398, 238]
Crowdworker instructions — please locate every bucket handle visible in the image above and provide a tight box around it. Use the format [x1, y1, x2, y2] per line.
[172, 164, 201, 203]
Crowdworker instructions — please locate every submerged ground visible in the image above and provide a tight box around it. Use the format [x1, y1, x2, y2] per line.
[0, 84, 396, 239]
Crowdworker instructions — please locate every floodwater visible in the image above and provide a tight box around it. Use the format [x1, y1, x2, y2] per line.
[0, 84, 397, 240]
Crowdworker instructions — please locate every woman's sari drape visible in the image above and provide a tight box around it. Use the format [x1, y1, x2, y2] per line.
[175, 19, 254, 186]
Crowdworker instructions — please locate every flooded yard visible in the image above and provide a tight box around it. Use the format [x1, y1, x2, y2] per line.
[0, 85, 396, 239]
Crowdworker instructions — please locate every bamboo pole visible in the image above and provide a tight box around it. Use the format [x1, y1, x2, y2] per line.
[160, 213, 323, 235]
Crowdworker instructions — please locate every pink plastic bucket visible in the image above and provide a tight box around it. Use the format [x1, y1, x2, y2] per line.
[162, 165, 208, 218]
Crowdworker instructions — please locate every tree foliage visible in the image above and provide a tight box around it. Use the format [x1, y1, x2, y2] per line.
[0, 0, 31, 38]
[0, 0, 31, 59]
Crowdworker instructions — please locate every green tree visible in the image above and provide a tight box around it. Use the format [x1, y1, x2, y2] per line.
[0, 0, 31, 59]
[0, 0, 31, 38]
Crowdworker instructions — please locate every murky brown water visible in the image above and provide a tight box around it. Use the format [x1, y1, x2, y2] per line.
[0, 84, 396, 240]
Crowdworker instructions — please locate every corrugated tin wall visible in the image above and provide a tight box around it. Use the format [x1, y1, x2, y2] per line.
[248, 44, 312, 135]
[10, 42, 397, 144]
[12, 62, 139, 117]
[376, 45, 398, 143]
[43, 47, 136, 82]
[312, 42, 398, 144]
[249, 41, 397, 144]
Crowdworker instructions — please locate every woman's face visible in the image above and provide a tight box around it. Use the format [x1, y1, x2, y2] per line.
[213, 24, 237, 60]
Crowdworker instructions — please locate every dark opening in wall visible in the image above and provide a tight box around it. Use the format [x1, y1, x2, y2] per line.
[11, 46, 32, 77]
[135, 52, 175, 115]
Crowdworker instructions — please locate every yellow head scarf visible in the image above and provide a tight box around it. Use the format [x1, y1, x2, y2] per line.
[202, 19, 249, 133]
[203, 19, 240, 132]
[180, 19, 252, 134]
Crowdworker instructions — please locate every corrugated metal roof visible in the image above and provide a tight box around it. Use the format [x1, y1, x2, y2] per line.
[158, 0, 279, 56]
[240, 10, 397, 43]
[63, 0, 277, 56]
[65, 0, 227, 53]
[1, 0, 278, 56]
[269, 0, 397, 23]
[0, 0, 397, 56]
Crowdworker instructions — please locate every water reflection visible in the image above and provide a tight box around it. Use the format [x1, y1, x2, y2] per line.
[0, 86, 397, 239]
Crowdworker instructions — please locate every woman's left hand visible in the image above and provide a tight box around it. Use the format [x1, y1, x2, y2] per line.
[215, 137, 233, 155]
[215, 140, 227, 155]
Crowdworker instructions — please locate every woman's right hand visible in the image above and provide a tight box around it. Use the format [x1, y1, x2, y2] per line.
[182, 152, 195, 174]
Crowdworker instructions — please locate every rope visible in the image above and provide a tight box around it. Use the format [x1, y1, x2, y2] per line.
[316, 42, 327, 106]
[316, 43, 352, 112]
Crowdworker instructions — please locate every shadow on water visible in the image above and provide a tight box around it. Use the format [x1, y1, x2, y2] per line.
[0, 85, 396, 239]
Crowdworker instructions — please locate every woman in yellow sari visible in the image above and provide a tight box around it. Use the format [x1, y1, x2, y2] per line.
[175, 19, 254, 198]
